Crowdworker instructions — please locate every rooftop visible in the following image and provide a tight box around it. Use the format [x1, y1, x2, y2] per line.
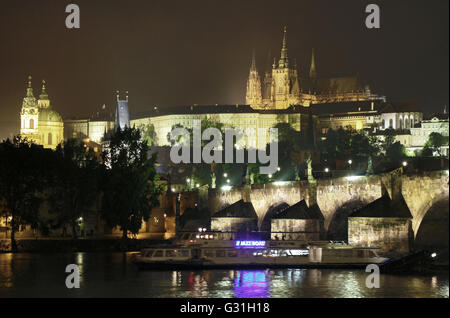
[349, 192, 412, 218]
[272, 200, 324, 220]
[212, 199, 258, 219]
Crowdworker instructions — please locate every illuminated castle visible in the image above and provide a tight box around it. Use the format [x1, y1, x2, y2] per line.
[246, 27, 383, 109]
[19, 76, 64, 149]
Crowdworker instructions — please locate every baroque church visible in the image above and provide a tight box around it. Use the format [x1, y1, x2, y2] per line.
[246, 27, 383, 109]
[19, 76, 64, 149]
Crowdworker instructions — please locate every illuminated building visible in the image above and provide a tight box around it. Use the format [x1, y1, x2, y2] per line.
[246, 27, 384, 109]
[20, 76, 64, 149]
[115, 91, 130, 130]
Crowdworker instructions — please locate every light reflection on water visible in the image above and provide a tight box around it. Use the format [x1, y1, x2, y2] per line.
[0, 252, 448, 298]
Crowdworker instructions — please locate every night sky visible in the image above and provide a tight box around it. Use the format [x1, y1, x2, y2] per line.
[0, 0, 448, 139]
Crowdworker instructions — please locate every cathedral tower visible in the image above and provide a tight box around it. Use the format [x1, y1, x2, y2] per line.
[245, 51, 263, 108]
[115, 91, 130, 131]
[20, 76, 39, 142]
[271, 27, 301, 109]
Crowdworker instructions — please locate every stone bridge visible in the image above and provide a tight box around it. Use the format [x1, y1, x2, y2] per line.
[206, 171, 449, 240]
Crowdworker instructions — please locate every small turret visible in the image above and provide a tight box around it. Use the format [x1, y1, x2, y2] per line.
[39, 80, 49, 100]
[37, 79, 50, 108]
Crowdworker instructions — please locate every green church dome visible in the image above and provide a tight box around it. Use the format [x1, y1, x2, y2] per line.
[38, 107, 63, 123]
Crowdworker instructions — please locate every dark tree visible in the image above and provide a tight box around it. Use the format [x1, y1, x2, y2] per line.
[49, 138, 100, 239]
[382, 128, 396, 153]
[386, 141, 407, 165]
[424, 132, 448, 157]
[101, 127, 163, 239]
[0, 137, 49, 251]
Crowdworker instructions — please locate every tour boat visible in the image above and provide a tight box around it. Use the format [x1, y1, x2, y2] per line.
[133, 238, 390, 270]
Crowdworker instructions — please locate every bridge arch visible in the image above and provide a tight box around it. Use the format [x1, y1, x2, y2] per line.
[326, 199, 367, 241]
[414, 197, 449, 250]
[260, 202, 290, 232]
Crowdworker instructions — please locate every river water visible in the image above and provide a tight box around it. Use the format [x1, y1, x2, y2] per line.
[0, 252, 448, 298]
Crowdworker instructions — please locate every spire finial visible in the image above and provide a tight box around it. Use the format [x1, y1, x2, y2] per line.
[279, 26, 289, 68]
[250, 50, 257, 71]
[116, 90, 120, 101]
[28, 75, 32, 87]
[42, 79, 46, 92]
[310, 48, 317, 79]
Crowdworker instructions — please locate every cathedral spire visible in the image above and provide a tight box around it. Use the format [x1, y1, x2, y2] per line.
[250, 49, 257, 71]
[309, 48, 317, 79]
[279, 26, 289, 68]
[246, 51, 262, 108]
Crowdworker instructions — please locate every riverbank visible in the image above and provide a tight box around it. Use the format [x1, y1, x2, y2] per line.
[0, 238, 170, 253]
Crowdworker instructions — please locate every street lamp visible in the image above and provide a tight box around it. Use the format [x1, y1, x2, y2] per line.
[324, 167, 329, 173]
[223, 173, 228, 178]
[277, 167, 281, 172]
[402, 161, 408, 167]
[348, 159, 352, 165]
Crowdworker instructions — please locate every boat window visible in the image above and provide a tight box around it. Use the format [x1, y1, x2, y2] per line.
[165, 250, 176, 257]
[216, 251, 226, 257]
[180, 250, 190, 257]
[204, 250, 215, 257]
[227, 251, 238, 257]
[153, 250, 163, 257]
[143, 250, 153, 257]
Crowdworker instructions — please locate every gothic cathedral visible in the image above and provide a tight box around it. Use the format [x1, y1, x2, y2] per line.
[246, 27, 381, 109]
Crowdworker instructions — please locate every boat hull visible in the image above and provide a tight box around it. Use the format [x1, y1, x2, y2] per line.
[133, 258, 389, 270]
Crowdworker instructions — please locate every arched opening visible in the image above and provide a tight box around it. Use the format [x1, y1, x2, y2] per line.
[327, 200, 365, 241]
[48, 133, 52, 145]
[389, 119, 393, 128]
[415, 198, 449, 251]
[260, 202, 290, 232]
[404, 118, 409, 129]
[29, 118, 34, 129]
